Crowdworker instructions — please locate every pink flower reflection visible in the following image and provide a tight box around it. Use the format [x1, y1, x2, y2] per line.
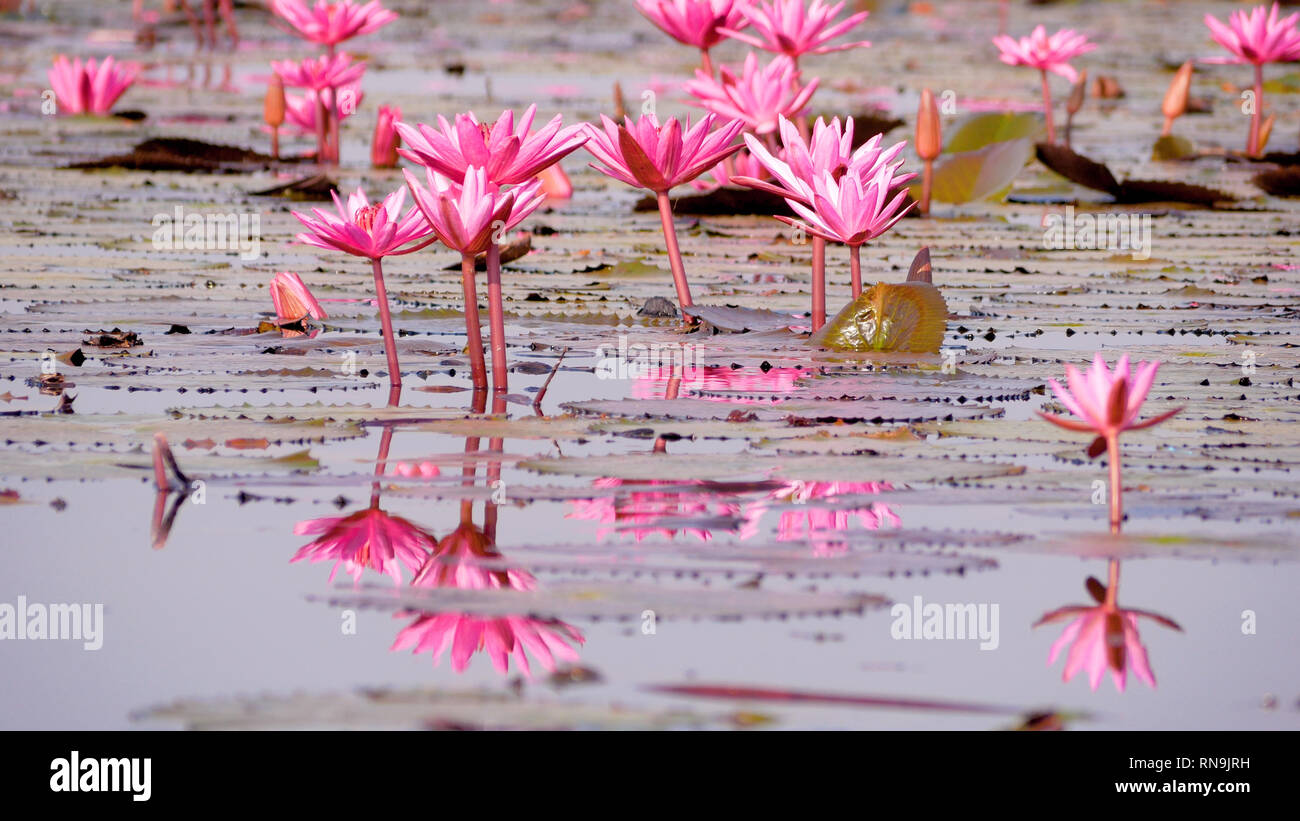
[1035, 562, 1181, 692]
[630, 365, 804, 401]
[292, 508, 435, 584]
[740, 480, 898, 550]
[567, 477, 742, 542]
[392, 520, 585, 678]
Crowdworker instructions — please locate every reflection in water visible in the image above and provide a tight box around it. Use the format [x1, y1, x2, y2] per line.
[290, 392, 585, 678]
[740, 481, 899, 547]
[632, 364, 804, 401]
[291, 426, 435, 583]
[1035, 559, 1182, 692]
[567, 478, 743, 542]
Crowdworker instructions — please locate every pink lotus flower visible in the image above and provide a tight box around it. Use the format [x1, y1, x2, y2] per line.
[737, 115, 906, 203]
[1204, 3, 1300, 156]
[403, 167, 545, 257]
[391, 612, 585, 679]
[1039, 354, 1181, 531]
[281, 85, 363, 135]
[271, 0, 397, 47]
[635, 0, 747, 51]
[404, 166, 546, 393]
[269, 271, 327, 323]
[47, 55, 139, 115]
[583, 113, 745, 309]
[778, 162, 915, 247]
[535, 163, 574, 199]
[992, 25, 1095, 82]
[1036, 565, 1181, 692]
[689, 147, 770, 191]
[1204, 2, 1300, 65]
[292, 186, 434, 389]
[395, 105, 588, 187]
[271, 53, 367, 90]
[992, 25, 1095, 145]
[292, 508, 435, 584]
[371, 104, 401, 168]
[684, 52, 819, 135]
[719, 0, 870, 62]
[292, 186, 433, 261]
[583, 112, 746, 194]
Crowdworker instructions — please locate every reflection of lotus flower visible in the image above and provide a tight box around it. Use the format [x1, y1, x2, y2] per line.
[271, 0, 397, 47]
[684, 52, 818, 135]
[567, 477, 742, 542]
[392, 612, 584, 678]
[631, 364, 803, 401]
[719, 0, 871, 62]
[269, 271, 327, 323]
[292, 508, 435, 584]
[393, 520, 585, 678]
[47, 55, 139, 115]
[1035, 569, 1181, 692]
[740, 480, 898, 546]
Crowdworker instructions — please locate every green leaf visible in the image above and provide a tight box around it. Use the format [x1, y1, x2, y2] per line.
[1151, 135, 1196, 161]
[944, 112, 1045, 153]
[923, 138, 1034, 204]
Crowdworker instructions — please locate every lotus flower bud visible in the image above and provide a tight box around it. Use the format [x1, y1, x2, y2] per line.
[916, 88, 941, 161]
[264, 75, 285, 128]
[1162, 61, 1193, 123]
[1066, 69, 1087, 116]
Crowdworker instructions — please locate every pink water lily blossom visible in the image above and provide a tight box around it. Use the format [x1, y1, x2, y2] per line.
[371, 104, 401, 168]
[280, 85, 362, 135]
[719, 0, 870, 62]
[271, 52, 367, 90]
[270, 0, 397, 47]
[396, 105, 587, 186]
[992, 25, 1095, 82]
[292, 508, 435, 584]
[1204, 3, 1300, 155]
[269, 271, 327, 323]
[778, 162, 916, 248]
[292, 186, 434, 389]
[292, 186, 432, 260]
[635, 0, 748, 52]
[47, 55, 139, 115]
[736, 115, 907, 203]
[993, 25, 1095, 145]
[583, 113, 744, 310]
[405, 166, 546, 394]
[684, 52, 819, 135]
[1039, 354, 1181, 531]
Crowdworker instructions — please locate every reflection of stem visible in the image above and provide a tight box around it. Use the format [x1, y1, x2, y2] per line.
[1040, 69, 1056, 145]
[1105, 558, 1120, 607]
[460, 254, 489, 391]
[370, 258, 402, 389]
[665, 364, 681, 400]
[1106, 434, 1122, 534]
[811, 236, 826, 331]
[370, 424, 395, 508]
[1248, 63, 1263, 157]
[655, 191, 693, 310]
[486, 243, 509, 395]
[849, 244, 862, 298]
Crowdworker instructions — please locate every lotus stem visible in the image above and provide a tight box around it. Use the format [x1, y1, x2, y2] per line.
[700, 49, 714, 78]
[1106, 433, 1123, 534]
[811, 235, 826, 331]
[849, 244, 862, 298]
[270, 125, 280, 161]
[314, 94, 328, 164]
[1040, 69, 1056, 145]
[655, 191, 694, 310]
[1248, 63, 1264, 157]
[369, 258, 402, 389]
[1160, 116, 1173, 138]
[485, 243, 509, 395]
[460, 253, 489, 391]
